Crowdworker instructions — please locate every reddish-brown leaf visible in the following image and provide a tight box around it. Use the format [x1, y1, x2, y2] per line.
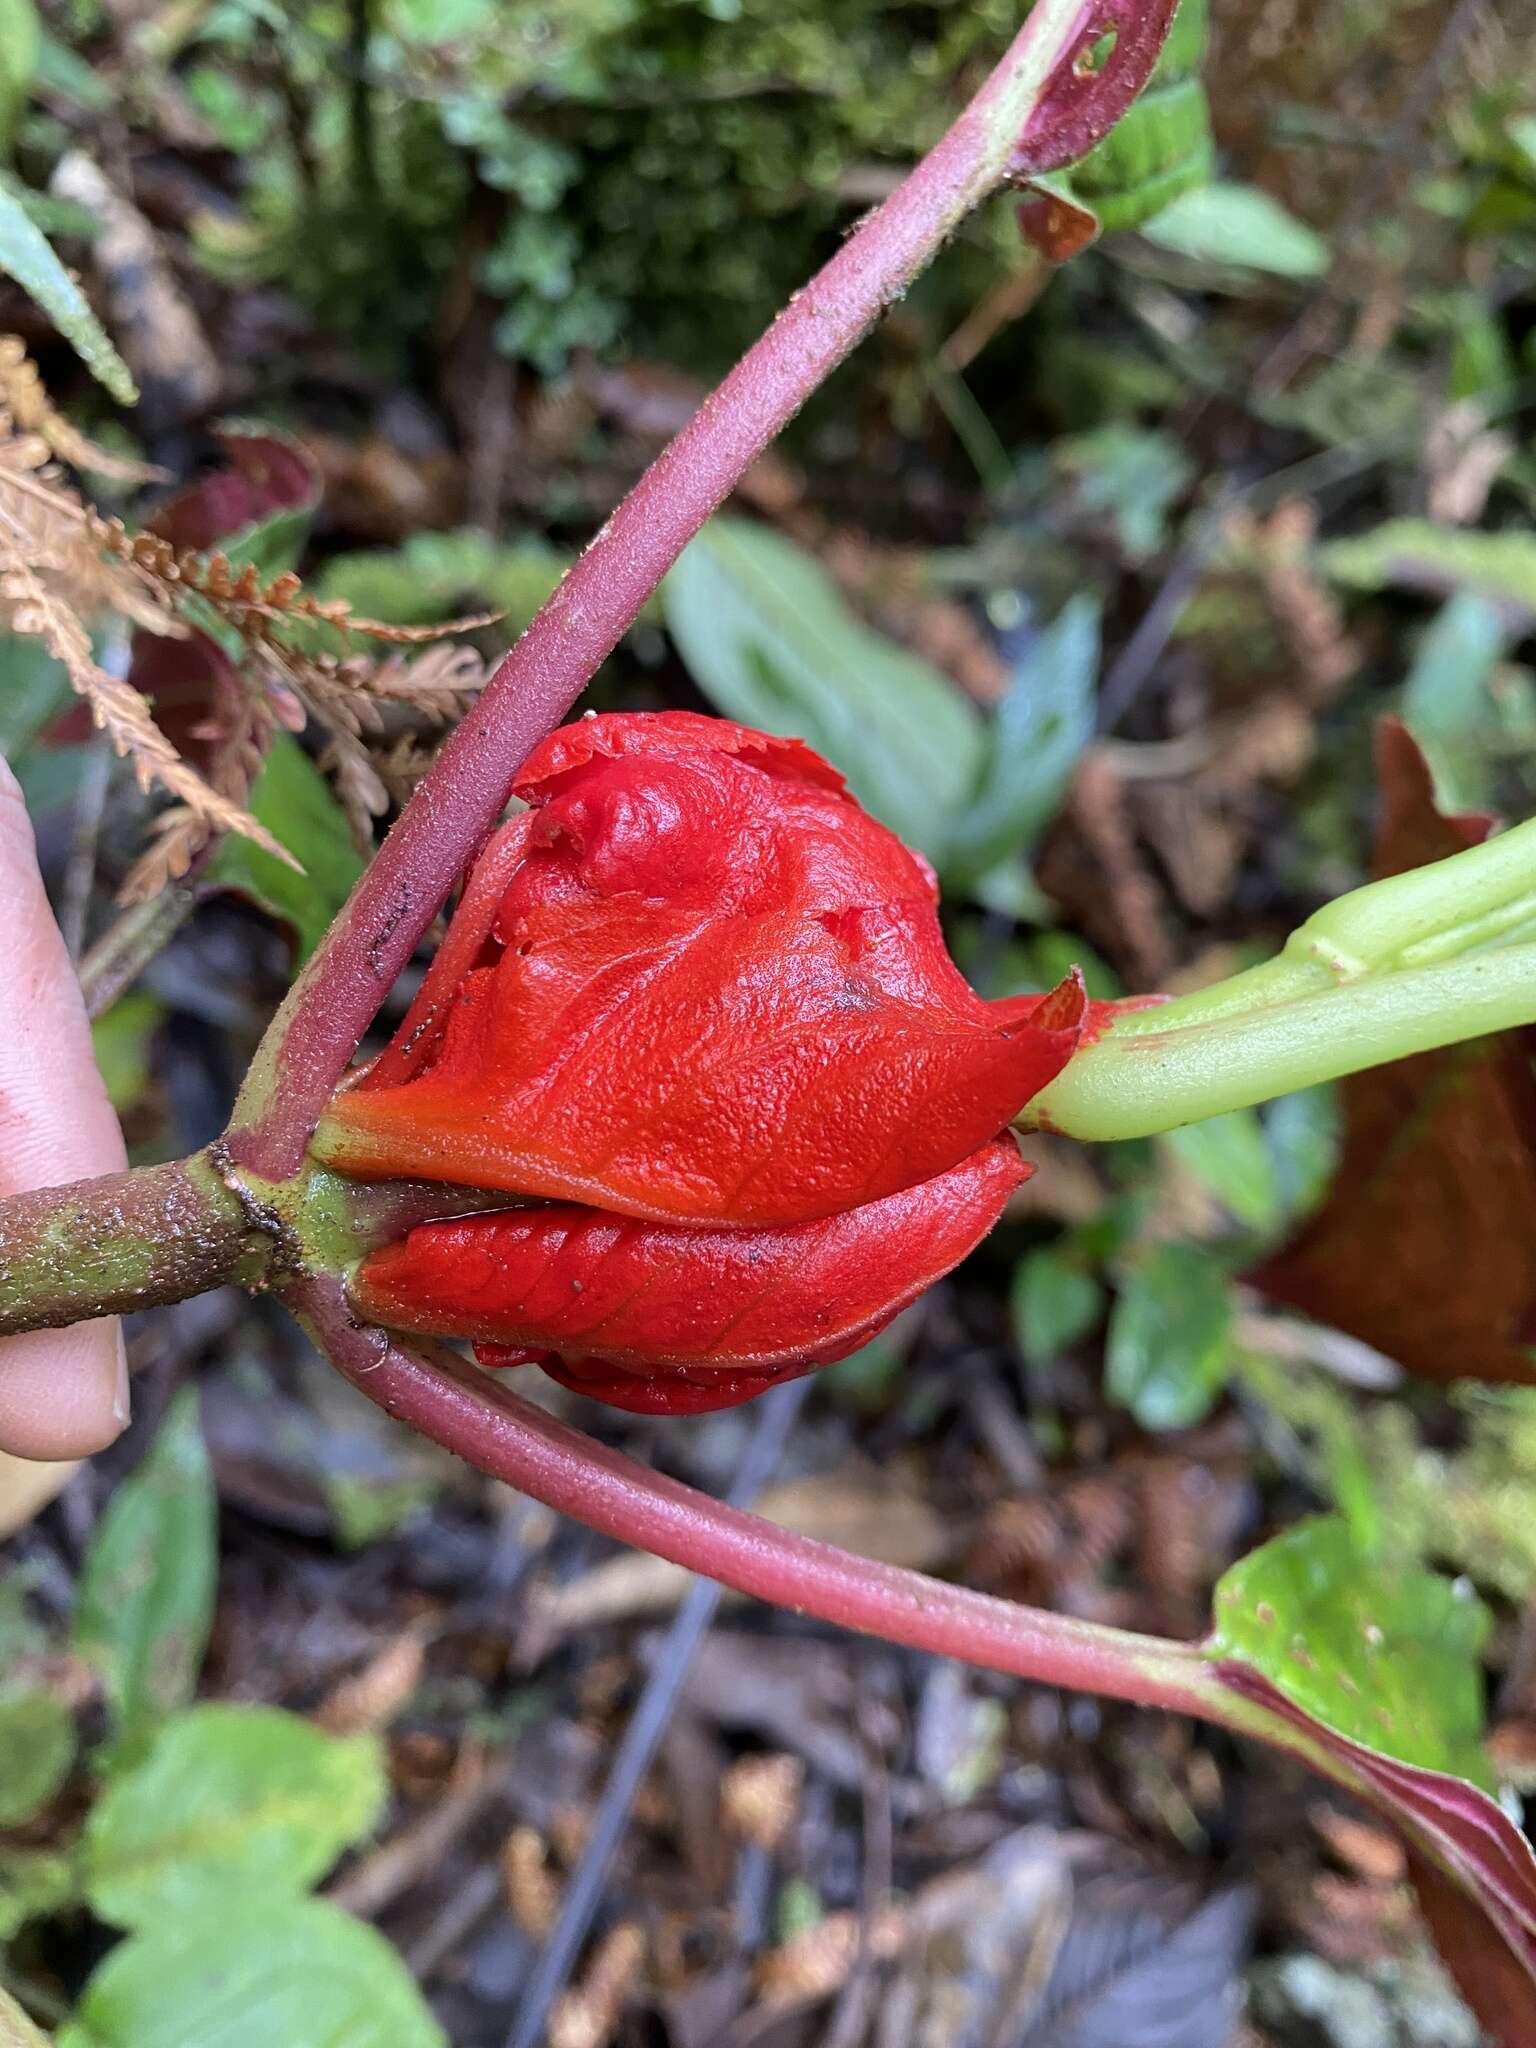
[148, 428, 319, 552]
[1216, 1663, 1536, 2045]
[1253, 718, 1536, 1382]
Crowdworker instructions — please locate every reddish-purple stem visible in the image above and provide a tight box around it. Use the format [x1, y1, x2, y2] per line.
[226, 0, 1177, 1180]
[298, 1276, 1210, 1715]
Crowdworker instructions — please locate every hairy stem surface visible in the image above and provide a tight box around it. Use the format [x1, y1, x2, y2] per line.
[0, 1154, 261, 1336]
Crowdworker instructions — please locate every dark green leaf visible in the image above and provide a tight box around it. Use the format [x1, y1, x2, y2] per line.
[944, 596, 1098, 885]
[83, 1704, 386, 1930]
[316, 529, 568, 630]
[1075, 0, 1213, 230]
[1106, 1241, 1232, 1430]
[0, 634, 70, 758]
[663, 518, 982, 861]
[90, 994, 164, 1115]
[0, 183, 135, 402]
[1208, 1515, 1493, 1787]
[74, 1390, 215, 1753]
[208, 735, 364, 962]
[0, 1691, 75, 1826]
[59, 1898, 445, 2048]
[1011, 1247, 1104, 1377]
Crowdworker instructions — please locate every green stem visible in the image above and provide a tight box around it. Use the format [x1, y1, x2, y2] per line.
[1028, 815, 1536, 1141]
[0, 1154, 262, 1337]
[0, 1154, 516, 1342]
[1031, 944, 1536, 1141]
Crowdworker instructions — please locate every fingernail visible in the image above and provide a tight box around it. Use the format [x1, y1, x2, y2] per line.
[112, 1330, 131, 1429]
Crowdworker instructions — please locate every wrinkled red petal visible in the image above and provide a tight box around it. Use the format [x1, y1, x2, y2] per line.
[316, 714, 1088, 1225]
[350, 1138, 1028, 1413]
[513, 708, 849, 802]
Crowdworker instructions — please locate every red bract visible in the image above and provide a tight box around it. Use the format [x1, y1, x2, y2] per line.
[353, 1139, 1028, 1414]
[320, 710, 1092, 1410]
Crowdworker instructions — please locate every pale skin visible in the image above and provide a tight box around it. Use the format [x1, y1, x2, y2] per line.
[0, 756, 128, 1460]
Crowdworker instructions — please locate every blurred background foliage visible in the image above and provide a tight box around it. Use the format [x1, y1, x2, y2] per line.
[1, 0, 1536, 2042]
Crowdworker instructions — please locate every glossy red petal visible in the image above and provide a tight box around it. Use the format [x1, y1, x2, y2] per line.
[316, 715, 1088, 1224]
[350, 1137, 1028, 1413]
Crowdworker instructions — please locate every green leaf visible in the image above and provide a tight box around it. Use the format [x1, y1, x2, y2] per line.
[59, 1898, 445, 2048]
[944, 596, 1098, 886]
[0, 1982, 54, 2046]
[83, 1704, 387, 1932]
[74, 1390, 216, 1753]
[90, 993, 164, 1115]
[1011, 1247, 1104, 1373]
[1400, 590, 1510, 811]
[1106, 1241, 1232, 1430]
[0, 183, 134, 402]
[0, 633, 70, 757]
[0, 1849, 75, 1942]
[1324, 519, 1536, 617]
[1262, 1085, 1340, 1227]
[0, 1691, 75, 1826]
[1208, 1515, 1493, 1788]
[663, 518, 982, 861]
[1071, 0, 1213, 232]
[0, 0, 39, 155]
[208, 735, 364, 962]
[1165, 1108, 1281, 1235]
[1142, 181, 1329, 278]
[316, 529, 568, 631]
[1054, 427, 1193, 561]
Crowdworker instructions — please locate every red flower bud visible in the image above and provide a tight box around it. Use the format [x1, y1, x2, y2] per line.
[319, 710, 1093, 1411]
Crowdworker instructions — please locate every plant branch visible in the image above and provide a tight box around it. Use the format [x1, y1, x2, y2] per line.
[0, 1154, 262, 1337]
[225, 0, 1179, 1181]
[1028, 816, 1536, 1140]
[1030, 944, 1536, 1141]
[298, 1274, 1211, 1715]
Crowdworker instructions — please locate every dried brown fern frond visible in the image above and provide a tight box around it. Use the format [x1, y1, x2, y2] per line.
[0, 530, 290, 873]
[0, 351, 495, 896]
[0, 335, 167, 486]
